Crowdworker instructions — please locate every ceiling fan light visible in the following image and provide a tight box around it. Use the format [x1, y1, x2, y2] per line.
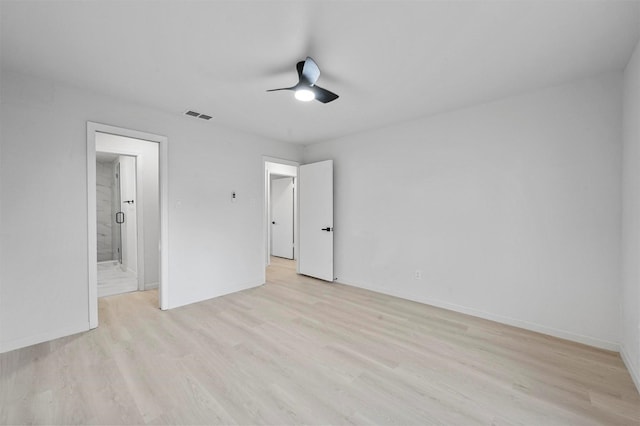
[294, 88, 315, 102]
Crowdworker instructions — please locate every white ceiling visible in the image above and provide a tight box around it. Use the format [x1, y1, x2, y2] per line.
[2, 1, 639, 145]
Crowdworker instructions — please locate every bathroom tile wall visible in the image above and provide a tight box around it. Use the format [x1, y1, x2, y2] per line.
[96, 160, 113, 261]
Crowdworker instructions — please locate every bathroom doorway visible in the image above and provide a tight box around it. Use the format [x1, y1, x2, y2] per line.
[87, 122, 168, 329]
[96, 152, 139, 297]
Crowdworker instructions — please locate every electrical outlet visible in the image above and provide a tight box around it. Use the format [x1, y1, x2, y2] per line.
[414, 270, 422, 280]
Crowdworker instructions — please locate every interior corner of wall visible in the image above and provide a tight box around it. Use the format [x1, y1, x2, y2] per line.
[620, 343, 640, 393]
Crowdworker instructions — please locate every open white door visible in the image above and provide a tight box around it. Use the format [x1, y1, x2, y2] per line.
[298, 160, 333, 282]
[271, 177, 294, 259]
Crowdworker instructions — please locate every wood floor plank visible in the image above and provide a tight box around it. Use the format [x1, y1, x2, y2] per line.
[1, 256, 639, 425]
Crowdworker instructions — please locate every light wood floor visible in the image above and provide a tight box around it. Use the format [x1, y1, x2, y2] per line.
[1, 257, 639, 425]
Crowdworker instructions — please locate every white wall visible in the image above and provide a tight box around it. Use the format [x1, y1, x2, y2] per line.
[621, 37, 640, 389]
[0, 70, 302, 353]
[97, 134, 160, 287]
[304, 72, 623, 350]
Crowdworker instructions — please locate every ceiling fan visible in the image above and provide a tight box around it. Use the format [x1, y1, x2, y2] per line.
[267, 57, 339, 103]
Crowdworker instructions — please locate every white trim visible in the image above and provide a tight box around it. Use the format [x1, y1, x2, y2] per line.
[159, 131, 169, 310]
[87, 127, 98, 328]
[135, 156, 145, 291]
[87, 122, 169, 330]
[621, 344, 640, 393]
[337, 277, 620, 352]
[263, 156, 300, 167]
[0, 322, 90, 354]
[265, 165, 270, 272]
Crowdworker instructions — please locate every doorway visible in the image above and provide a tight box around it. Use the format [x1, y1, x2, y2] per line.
[96, 152, 140, 297]
[263, 157, 335, 283]
[264, 158, 299, 276]
[271, 176, 295, 259]
[87, 122, 169, 329]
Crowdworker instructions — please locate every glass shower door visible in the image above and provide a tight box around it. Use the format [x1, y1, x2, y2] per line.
[113, 162, 123, 264]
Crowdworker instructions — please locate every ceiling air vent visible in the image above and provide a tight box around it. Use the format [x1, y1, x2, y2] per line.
[184, 110, 213, 120]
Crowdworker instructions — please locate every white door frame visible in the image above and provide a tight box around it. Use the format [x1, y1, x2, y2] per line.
[263, 157, 299, 279]
[87, 122, 169, 329]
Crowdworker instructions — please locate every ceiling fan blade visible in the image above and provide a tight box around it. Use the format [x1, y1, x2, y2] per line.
[267, 58, 337, 102]
[311, 85, 339, 103]
[296, 61, 304, 81]
[266, 86, 295, 92]
[301, 57, 320, 85]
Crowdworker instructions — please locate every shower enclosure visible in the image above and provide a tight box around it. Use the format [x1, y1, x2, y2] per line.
[96, 153, 138, 297]
[96, 154, 136, 269]
[113, 162, 123, 264]
[96, 154, 123, 264]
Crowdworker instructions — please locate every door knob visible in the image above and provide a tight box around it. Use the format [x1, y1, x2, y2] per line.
[272, 221, 276, 224]
[321, 227, 333, 232]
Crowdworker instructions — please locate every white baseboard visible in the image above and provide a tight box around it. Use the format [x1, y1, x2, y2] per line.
[337, 278, 619, 352]
[0, 322, 90, 354]
[145, 281, 159, 290]
[620, 344, 640, 393]
[168, 279, 264, 310]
